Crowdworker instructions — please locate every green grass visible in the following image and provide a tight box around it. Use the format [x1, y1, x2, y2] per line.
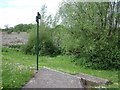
[2, 48, 119, 89]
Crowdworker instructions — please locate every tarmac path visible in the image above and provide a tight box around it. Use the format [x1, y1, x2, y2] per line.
[22, 67, 84, 89]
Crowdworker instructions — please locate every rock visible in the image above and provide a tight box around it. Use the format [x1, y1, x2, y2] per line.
[76, 73, 112, 87]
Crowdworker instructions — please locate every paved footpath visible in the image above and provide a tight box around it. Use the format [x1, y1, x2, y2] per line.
[22, 67, 84, 89]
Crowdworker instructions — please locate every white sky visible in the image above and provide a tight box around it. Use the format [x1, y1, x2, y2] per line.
[0, 0, 63, 28]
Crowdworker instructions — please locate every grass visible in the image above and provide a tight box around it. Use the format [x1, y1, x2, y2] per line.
[1, 48, 119, 89]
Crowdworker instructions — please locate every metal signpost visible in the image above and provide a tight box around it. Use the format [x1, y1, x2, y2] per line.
[36, 12, 41, 70]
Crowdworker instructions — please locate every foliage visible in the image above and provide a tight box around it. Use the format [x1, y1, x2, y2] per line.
[21, 2, 120, 69]
[22, 5, 61, 56]
[82, 34, 120, 70]
[51, 25, 68, 54]
[38, 29, 59, 55]
[2, 24, 35, 33]
[22, 27, 60, 56]
[22, 28, 36, 55]
[57, 2, 120, 70]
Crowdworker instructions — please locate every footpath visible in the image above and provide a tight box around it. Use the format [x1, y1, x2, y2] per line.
[22, 67, 111, 89]
[22, 67, 84, 89]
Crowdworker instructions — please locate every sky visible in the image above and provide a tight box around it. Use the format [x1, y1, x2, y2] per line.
[0, 0, 62, 28]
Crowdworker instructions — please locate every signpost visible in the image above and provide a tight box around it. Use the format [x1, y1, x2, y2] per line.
[36, 12, 41, 70]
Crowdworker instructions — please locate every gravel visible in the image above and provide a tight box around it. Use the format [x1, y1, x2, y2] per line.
[1, 32, 29, 46]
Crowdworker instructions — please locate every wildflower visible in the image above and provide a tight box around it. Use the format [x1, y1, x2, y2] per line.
[1, 87, 3, 89]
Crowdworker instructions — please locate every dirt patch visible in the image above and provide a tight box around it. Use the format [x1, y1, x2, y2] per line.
[1, 32, 29, 46]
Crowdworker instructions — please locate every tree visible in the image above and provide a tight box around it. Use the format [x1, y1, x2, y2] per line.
[58, 1, 120, 70]
[4, 24, 9, 30]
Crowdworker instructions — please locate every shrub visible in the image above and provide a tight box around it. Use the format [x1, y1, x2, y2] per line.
[7, 30, 13, 34]
[22, 28, 60, 56]
[67, 28, 119, 70]
[88, 36, 120, 70]
[75, 34, 120, 70]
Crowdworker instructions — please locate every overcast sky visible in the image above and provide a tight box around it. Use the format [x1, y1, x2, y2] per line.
[0, 0, 62, 28]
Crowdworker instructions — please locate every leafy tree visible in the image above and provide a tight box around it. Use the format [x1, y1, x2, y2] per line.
[58, 1, 120, 70]
[14, 24, 34, 32]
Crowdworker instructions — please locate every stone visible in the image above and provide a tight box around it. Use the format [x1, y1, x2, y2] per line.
[76, 73, 112, 87]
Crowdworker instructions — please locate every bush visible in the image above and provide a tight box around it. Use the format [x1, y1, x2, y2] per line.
[88, 36, 119, 70]
[22, 28, 60, 56]
[75, 34, 120, 70]
[22, 29, 36, 54]
[64, 27, 120, 70]
[52, 25, 72, 54]
[39, 29, 59, 55]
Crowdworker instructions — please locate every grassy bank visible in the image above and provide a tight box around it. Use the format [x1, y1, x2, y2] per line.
[2, 48, 119, 89]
